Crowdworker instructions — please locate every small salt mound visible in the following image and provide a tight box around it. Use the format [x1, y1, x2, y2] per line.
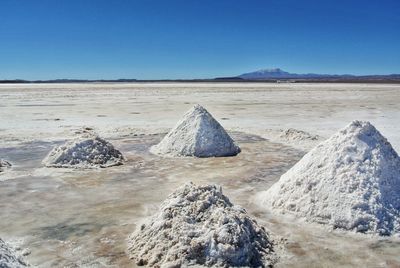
[261, 121, 400, 235]
[43, 134, 124, 168]
[280, 128, 320, 142]
[0, 159, 11, 172]
[0, 238, 27, 267]
[151, 104, 240, 157]
[128, 183, 276, 267]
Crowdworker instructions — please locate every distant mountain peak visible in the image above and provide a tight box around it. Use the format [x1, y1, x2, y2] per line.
[238, 68, 351, 80]
[236, 68, 400, 80]
[257, 68, 285, 73]
[239, 68, 291, 79]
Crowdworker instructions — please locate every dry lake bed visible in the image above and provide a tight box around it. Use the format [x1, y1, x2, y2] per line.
[0, 82, 400, 267]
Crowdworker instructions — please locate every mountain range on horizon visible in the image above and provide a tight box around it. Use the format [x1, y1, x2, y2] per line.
[1, 68, 400, 83]
[236, 68, 400, 80]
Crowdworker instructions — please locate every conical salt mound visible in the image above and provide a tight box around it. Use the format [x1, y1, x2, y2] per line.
[128, 183, 276, 267]
[43, 134, 124, 168]
[0, 238, 28, 267]
[151, 104, 240, 157]
[261, 121, 400, 235]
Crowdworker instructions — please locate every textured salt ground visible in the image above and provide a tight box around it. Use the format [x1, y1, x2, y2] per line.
[259, 121, 400, 235]
[1, 83, 400, 153]
[128, 183, 276, 267]
[0, 238, 28, 267]
[43, 134, 124, 168]
[0, 159, 11, 172]
[1, 132, 400, 267]
[0, 133, 304, 267]
[151, 104, 240, 157]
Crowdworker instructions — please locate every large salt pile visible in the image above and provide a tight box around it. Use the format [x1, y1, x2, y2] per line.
[0, 159, 11, 172]
[0, 238, 28, 267]
[128, 183, 276, 267]
[43, 134, 124, 168]
[150, 104, 240, 157]
[261, 120, 400, 235]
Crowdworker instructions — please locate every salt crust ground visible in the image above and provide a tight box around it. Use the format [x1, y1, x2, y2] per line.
[43, 133, 124, 168]
[151, 104, 240, 157]
[0, 159, 11, 172]
[128, 183, 276, 267]
[260, 121, 400, 235]
[0, 238, 28, 267]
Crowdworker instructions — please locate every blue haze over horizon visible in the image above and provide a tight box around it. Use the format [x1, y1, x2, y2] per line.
[0, 0, 399, 80]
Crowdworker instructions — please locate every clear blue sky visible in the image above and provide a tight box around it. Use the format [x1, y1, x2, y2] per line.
[1, 0, 399, 80]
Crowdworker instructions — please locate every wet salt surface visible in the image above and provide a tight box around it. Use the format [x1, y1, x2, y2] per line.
[0, 132, 399, 267]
